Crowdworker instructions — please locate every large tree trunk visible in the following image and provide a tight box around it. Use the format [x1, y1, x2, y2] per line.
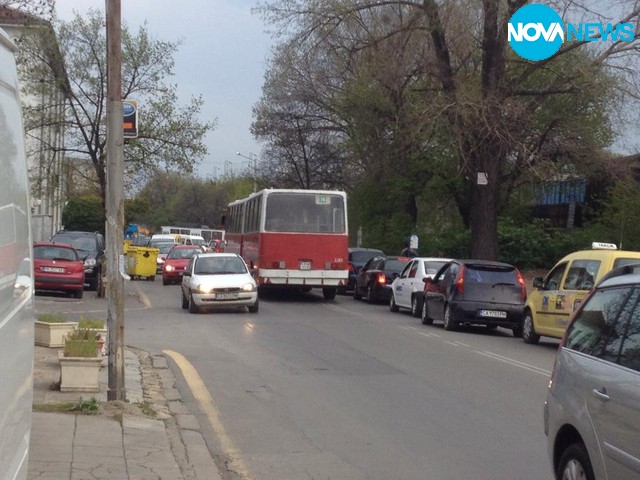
[468, 145, 500, 260]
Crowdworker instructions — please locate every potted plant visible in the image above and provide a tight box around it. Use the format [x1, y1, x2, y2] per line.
[59, 328, 103, 392]
[78, 318, 107, 355]
[34, 313, 78, 348]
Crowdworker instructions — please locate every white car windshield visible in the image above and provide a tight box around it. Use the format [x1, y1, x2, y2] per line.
[195, 257, 247, 275]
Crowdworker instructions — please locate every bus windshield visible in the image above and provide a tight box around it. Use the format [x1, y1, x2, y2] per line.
[265, 192, 346, 234]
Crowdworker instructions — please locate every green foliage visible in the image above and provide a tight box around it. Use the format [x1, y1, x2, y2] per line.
[36, 313, 67, 324]
[63, 339, 97, 358]
[33, 397, 99, 415]
[77, 318, 105, 330]
[597, 179, 640, 251]
[62, 196, 105, 233]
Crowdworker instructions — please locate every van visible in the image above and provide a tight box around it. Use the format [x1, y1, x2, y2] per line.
[0, 27, 35, 480]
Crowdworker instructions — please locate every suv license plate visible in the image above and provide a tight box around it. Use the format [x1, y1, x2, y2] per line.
[216, 292, 237, 300]
[479, 310, 507, 319]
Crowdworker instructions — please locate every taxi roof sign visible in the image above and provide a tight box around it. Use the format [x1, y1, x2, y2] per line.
[591, 242, 617, 250]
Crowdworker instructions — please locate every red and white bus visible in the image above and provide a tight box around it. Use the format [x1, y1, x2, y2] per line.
[224, 189, 348, 299]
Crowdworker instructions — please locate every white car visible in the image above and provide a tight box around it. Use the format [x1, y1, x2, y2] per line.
[390, 257, 450, 317]
[181, 253, 259, 314]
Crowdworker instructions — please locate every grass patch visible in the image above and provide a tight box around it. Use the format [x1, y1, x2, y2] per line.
[36, 313, 68, 323]
[136, 401, 157, 417]
[33, 397, 99, 415]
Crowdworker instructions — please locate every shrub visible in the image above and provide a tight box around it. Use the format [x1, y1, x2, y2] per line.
[36, 313, 68, 324]
[77, 318, 105, 330]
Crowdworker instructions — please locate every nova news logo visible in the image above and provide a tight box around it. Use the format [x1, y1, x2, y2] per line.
[508, 3, 635, 61]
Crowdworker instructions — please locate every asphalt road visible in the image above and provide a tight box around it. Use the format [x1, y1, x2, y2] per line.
[43, 280, 560, 480]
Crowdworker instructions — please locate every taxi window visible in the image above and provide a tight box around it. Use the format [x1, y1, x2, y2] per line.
[613, 257, 640, 269]
[544, 262, 567, 291]
[563, 260, 600, 291]
[408, 261, 418, 279]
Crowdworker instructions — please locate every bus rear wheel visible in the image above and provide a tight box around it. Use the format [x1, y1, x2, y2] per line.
[323, 287, 337, 300]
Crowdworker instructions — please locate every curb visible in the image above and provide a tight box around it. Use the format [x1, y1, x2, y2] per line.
[132, 347, 223, 480]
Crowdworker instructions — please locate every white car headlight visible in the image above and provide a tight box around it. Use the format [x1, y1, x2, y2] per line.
[242, 283, 256, 292]
[84, 258, 96, 268]
[157, 258, 165, 265]
[165, 265, 175, 272]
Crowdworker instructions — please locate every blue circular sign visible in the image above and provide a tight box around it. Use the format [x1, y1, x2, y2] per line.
[508, 4, 564, 61]
[123, 102, 136, 116]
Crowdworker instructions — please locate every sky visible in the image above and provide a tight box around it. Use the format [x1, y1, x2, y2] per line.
[54, 0, 273, 179]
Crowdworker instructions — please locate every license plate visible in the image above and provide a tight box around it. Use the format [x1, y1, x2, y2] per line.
[300, 261, 311, 270]
[479, 310, 507, 319]
[216, 292, 237, 300]
[42, 266, 65, 273]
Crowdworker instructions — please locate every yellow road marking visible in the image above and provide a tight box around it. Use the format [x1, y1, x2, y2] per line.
[163, 349, 254, 480]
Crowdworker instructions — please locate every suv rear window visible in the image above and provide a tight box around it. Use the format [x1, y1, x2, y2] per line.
[52, 234, 98, 252]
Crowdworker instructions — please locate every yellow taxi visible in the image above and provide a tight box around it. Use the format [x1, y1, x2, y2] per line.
[522, 242, 640, 344]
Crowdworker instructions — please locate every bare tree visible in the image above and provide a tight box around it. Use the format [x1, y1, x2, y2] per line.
[257, 0, 639, 259]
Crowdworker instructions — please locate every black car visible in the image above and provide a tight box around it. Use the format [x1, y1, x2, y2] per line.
[353, 255, 410, 304]
[50, 231, 106, 291]
[421, 259, 526, 335]
[339, 247, 385, 293]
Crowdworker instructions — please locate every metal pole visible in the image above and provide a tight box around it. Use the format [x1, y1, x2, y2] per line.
[105, 0, 126, 401]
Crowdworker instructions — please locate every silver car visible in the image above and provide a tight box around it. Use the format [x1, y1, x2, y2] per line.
[544, 266, 640, 480]
[181, 253, 259, 314]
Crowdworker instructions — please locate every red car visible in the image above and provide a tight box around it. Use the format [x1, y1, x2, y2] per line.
[162, 245, 205, 285]
[33, 242, 85, 298]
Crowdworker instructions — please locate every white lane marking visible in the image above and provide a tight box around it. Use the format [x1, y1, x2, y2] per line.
[324, 303, 366, 317]
[401, 325, 419, 331]
[477, 351, 551, 377]
[418, 332, 439, 338]
[444, 340, 468, 347]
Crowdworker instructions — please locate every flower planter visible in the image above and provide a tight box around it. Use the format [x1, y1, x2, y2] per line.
[34, 320, 78, 348]
[59, 353, 103, 392]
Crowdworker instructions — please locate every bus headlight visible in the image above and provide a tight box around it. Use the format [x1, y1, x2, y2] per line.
[242, 283, 256, 292]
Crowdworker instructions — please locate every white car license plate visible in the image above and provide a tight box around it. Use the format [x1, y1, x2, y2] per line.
[479, 309, 507, 319]
[42, 266, 65, 273]
[300, 261, 311, 270]
[216, 292, 237, 300]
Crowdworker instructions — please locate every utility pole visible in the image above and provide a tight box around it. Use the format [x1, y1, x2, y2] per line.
[105, 0, 126, 401]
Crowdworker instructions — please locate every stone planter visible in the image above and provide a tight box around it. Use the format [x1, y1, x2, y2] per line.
[34, 321, 78, 348]
[59, 353, 103, 392]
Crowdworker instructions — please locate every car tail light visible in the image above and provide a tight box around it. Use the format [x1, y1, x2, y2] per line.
[377, 273, 386, 284]
[455, 266, 465, 294]
[515, 269, 526, 300]
[348, 263, 354, 273]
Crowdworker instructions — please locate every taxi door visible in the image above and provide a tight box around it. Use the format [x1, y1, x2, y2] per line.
[528, 262, 569, 337]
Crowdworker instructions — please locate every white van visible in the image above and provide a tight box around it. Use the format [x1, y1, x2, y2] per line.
[0, 27, 35, 480]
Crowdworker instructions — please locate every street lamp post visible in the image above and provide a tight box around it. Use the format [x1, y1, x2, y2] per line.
[236, 151, 257, 193]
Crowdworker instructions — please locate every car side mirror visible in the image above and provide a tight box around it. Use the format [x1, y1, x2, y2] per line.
[532, 277, 544, 289]
[183, 271, 191, 277]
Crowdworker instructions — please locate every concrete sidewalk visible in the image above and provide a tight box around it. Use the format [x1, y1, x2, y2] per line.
[29, 345, 222, 480]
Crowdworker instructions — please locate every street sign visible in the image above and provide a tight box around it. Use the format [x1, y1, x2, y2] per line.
[123, 99, 138, 138]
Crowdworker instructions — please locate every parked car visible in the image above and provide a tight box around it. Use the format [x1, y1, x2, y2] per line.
[181, 252, 258, 313]
[544, 264, 640, 480]
[522, 242, 640, 344]
[162, 245, 205, 285]
[390, 257, 450, 317]
[33, 242, 85, 298]
[339, 247, 385, 293]
[49, 230, 106, 291]
[353, 255, 410, 304]
[421, 259, 526, 335]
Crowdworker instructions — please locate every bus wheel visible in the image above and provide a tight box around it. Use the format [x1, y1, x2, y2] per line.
[323, 287, 337, 300]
